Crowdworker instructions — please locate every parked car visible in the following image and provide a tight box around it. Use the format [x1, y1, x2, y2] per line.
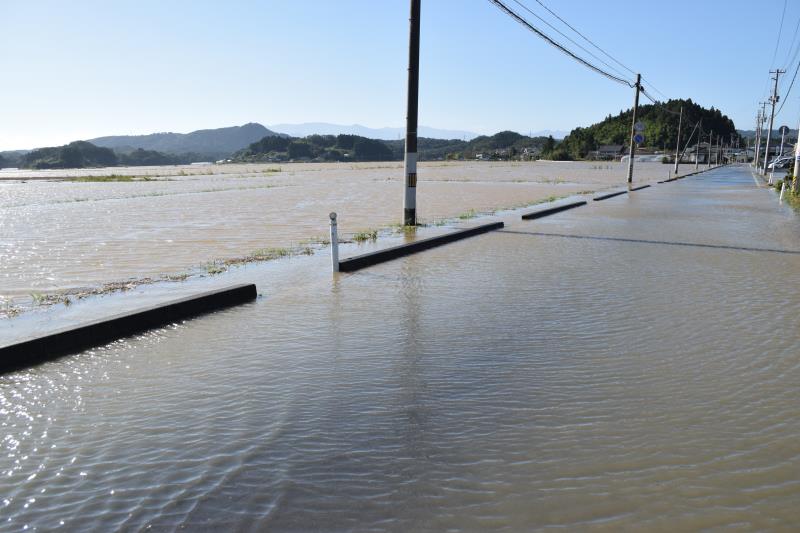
[767, 156, 793, 170]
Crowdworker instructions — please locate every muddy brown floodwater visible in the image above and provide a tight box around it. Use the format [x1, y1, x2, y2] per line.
[1, 166, 800, 531]
[1, 160, 679, 311]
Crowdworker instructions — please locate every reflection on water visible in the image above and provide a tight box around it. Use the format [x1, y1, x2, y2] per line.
[2, 166, 799, 530]
[1, 160, 674, 306]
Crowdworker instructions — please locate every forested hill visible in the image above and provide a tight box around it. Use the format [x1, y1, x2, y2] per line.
[234, 131, 554, 162]
[88, 123, 282, 160]
[553, 99, 738, 160]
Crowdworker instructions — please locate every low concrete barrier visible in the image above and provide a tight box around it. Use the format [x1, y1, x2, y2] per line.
[0, 283, 258, 373]
[521, 201, 587, 220]
[339, 221, 504, 272]
[629, 184, 651, 192]
[593, 190, 628, 201]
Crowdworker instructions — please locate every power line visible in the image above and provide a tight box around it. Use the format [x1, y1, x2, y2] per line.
[775, 57, 800, 118]
[640, 88, 682, 116]
[510, 0, 631, 81]
[641, 78, 669, 100]
[487, 0, 634, 87]
[527, 0, 636, 77]
[770, 0, 789, 69]
[781, 13, 800, 69]
[518, 0, 672, 102]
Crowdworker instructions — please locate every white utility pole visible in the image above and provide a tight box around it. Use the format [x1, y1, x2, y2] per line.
[673, 106, 683, 175]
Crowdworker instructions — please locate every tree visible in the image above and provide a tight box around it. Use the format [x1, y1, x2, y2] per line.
[542, 135, 556, 154]
[353, 138, 393, 161]
[287, 141, 313, 159]
[336, 134, 358, 150]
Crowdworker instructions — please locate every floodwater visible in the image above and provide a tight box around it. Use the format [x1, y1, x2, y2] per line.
[2, 165, 800, 530]
[1, 160, 678, 309]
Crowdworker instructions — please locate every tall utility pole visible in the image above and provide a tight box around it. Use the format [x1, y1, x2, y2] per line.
[626, 74, 642, 186]
[707, 131, 712, 169]
[754, 110, 761, 167]
[716, 135, 720, 165]
[673, 106, 683, 175]
[746, 137, 750, 164]
[779, 126, 787, 157]
[756, 102, 767, 168]
[762, 70, 784, 175]
[403, 0, 421, 226]
[695, 121, 701, 170]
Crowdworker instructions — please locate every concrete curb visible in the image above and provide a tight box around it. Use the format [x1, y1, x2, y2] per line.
[629, 184, 651, 192]
[521, 201, 587, 220]
[339, 221, 504, 272]
[659, 165, 728, 183]
[0, 283, 258, 373]
[593, 190, 628, 201]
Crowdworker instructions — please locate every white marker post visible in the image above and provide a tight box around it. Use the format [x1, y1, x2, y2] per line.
[329, 212, 339, 273]
[793, 125, 800, 194]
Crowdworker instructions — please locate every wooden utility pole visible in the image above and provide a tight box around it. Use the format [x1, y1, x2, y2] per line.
[763, 70, 784, 175]
[673, 106, 683, 175]
[403, 0, 421, 226]
[626, 74, 642, 186]
[707, 131, 712, 169]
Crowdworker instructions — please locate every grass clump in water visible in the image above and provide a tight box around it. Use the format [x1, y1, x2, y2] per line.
[249, 247, 291, 260]
[352, 230, 378, 242]
[204, 262, 227, 275]
[458, 209, 479, 220]
[70, 174, 147, 183]
[0, 300, 21, 318]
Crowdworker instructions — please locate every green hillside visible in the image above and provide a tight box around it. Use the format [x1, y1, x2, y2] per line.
[552, 99, 738, 160]
[236, 131, 555, 163]
[23, 141, 118, 169]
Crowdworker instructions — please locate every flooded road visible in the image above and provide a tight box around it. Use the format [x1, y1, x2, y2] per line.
[1, 160, 677, 310]
[2, 165, 800, 531]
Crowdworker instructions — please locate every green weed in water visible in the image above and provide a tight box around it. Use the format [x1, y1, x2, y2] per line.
[250, 247, 291, 260]
[204, 263, 227, 275]
[70, 174, 144, 183]
[352, 230, 379, 242]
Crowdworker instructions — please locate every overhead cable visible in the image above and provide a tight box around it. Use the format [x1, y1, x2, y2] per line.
[775, 57, 800, 118]
[640, 88, 682, 116]
[487, 0, 634, 87]
[528, 0, 636, 77]
[771, 0, 789, 69]
[510, 0, 631, 81]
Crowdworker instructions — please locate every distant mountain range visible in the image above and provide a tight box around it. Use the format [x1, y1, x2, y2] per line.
[268, 123, 567, 141]
[0, 122, 568, 168]
[268, 123, 480, 141]
[87, 123, 284, 160]
[737, 128, 797, 140]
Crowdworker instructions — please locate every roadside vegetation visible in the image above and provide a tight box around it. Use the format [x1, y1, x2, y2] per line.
[771, 167, 800, 209]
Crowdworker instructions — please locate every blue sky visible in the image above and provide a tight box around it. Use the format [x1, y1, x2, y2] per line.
[2, 0, 798, 150]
